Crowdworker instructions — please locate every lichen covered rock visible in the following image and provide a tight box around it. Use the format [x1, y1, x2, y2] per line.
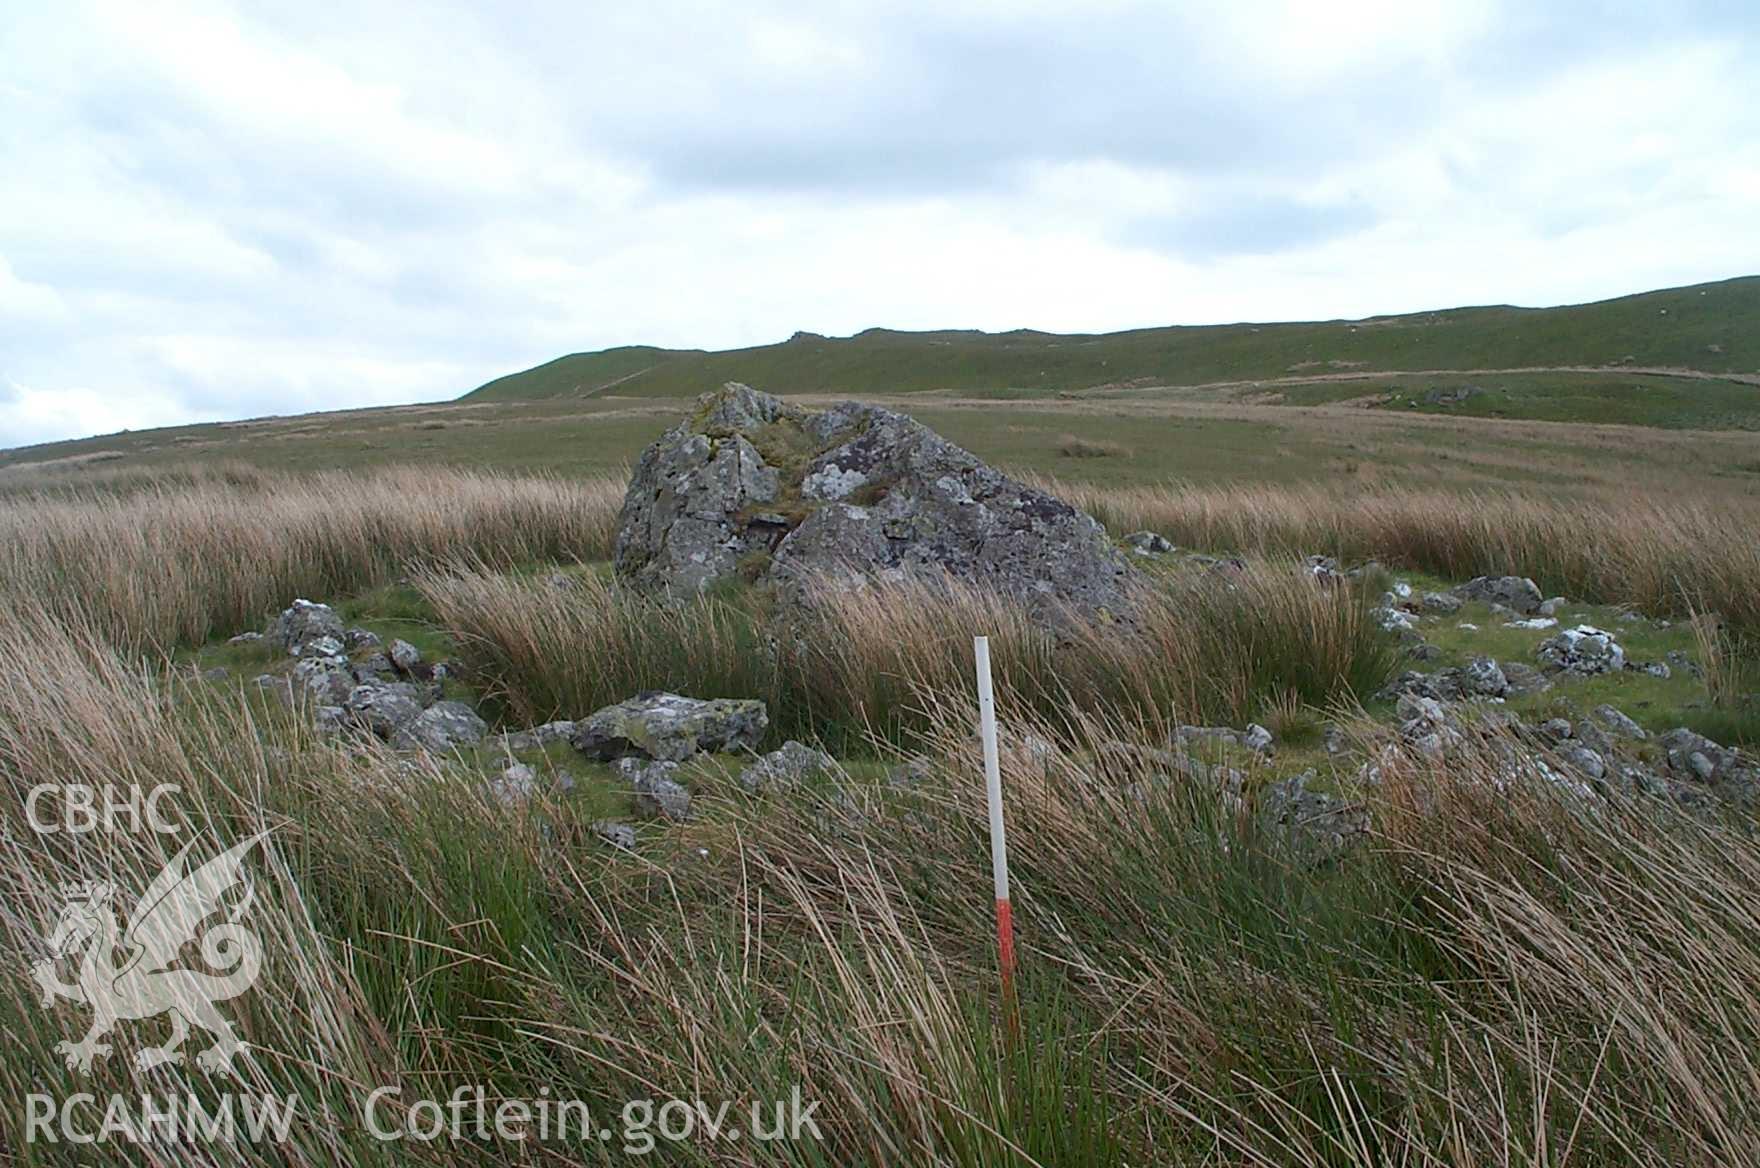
[613, 383, 1131, 616]
[572, 691, 769, 762]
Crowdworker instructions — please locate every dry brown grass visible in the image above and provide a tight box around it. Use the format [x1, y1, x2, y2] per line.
[1044, 477, 1760, 635]
[0, 465, 623, 653]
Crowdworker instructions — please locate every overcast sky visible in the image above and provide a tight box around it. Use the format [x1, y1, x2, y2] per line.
[2, 0, 1757, 448]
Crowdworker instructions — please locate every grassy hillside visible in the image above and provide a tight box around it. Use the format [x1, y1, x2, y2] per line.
[465, 276, 1760, 401]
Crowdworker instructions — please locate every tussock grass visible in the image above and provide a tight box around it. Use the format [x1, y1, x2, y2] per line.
[417, 559, 1395, 749]
[0, 466, 623, 654]
[1046, 477, 1760, 636]
[6, 600, 1760, 1163]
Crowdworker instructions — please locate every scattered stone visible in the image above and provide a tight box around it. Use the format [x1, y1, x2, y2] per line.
[228, 631, 264, 645]
[313, 705, 346, 735]
[487, 762, 540, 806]
[1536, 626, 1626, 675]
[1453, 575, 1543, 615]
[1617, 611, 1646, 624]
[344, 627, 381, 650]
[344, 682, 427, 739]
[500, 721, 578, 752]
[1456, 622, 1480, 632]
[1634, 661, 1672, 679]
[1498, 661, 1554, 697]
[1396, 694, 1459, 757]
[1124, 531, 1173, 555]
[1590, 705, 1647, 740]
[393, 701, 489, 751]
[1176, 724, 1274, 755]
[1665, 649, 1703, 679]
[614, 757, 693, 820]
[591, 820, 637, 850]
[612, 383, 1131, 616]
[1504, 617, 1557, 630]
[1420, 592, 1462, 615]
[1391, 581, 1413, 600]
[1407, 642, 1443, 662]
[1255, 772, 1368, 864]
[1304, 555, 1344, 585]
[1539, 718, 1573, 740]
[1561, 746, 1606, 781]
[270, 599, 346, 656]
[291, 655, 354, 705]
[1538, 597, 1567, 617]
[741, 740, 837, 793]
[353, 652, 397, 683]
[1382, 656, 1507, 701]
[201, 666, 229, 682]
[388, 639, 422, 673]
[1372, 606, 1415, 633]
[573, 692, 769, 762]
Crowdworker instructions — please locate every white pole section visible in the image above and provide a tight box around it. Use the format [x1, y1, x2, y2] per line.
[973, 636, 1017, 1006]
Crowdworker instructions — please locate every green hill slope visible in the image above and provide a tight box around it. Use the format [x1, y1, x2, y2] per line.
[464, 276, 1760, 401]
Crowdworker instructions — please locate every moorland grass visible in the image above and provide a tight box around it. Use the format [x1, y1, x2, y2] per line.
[6, 598, 1760, 1164]
[415, 560, 1397, 752]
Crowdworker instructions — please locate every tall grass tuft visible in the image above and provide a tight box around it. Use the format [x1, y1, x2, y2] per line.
[1040, 477, 1760, 636]
[0, 465, 624, 654]
[417, 558, 1397, 749]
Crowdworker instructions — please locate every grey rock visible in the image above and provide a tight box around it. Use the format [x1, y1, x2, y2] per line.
[591, 820, 638, 850]
[1536, 626, 1626, 675]
[393, 701, 489, 751]
[1636, 661, 1672, 679]
[1687, 751, 1717, 782]
[1590, 705, 1647, 740]
[1539, 717, 1573, 740]
[614, 757, 693, 821]
[1562, 746, 1606, 781]
[314, 705, 346, 735]
[291, 655, 354, 705]
[500, 720, 578, 752]
[740, 740, 837, 793]
[1372, 606, 1415, 633]
[228, 631, 264, 645]
[201, 666, 229, 682]
[573, 692, 768, 762]
[300, 634, 344, 660]
[1396, 693, 1458, 757]
[1666, 649, 1703, 679]
[270, 599, 345, 656]
[352, 652, 397, 683]
[344, 627, 381, 650]
[1175, 724, 1273, 755]
[1538, 597, 1567, 617]
[1454, 576, 1544, 615]
[1304, 555, 1344, 585]
[388, 639, 422, 673]
[1420, 591, 1463, 615]
[612, 383, 1131, 617]
[344, 682, 426, 739]
[1123, 530, 1173, 555]
[1460, 656, 1508, 698]
[1499, 661, 1554, 697]
[1255, 772, 1368, 864]
[487, 762, 540, 806]
[1407, 642, 1443, 662]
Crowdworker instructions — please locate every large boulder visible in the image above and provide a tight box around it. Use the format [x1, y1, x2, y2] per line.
[572, 692, 769, 762]
[613, 383, 1131, 616]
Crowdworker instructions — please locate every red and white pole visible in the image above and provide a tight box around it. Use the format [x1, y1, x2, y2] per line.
[973, 636, 1017, 1027]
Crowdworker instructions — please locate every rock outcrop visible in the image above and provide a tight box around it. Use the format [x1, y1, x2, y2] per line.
[613, 383, 1131, 615]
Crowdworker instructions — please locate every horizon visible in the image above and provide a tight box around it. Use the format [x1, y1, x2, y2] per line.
[4, 1, 1758, 447]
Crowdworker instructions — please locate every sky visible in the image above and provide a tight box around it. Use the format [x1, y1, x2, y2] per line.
[2, 0, 1757, 449]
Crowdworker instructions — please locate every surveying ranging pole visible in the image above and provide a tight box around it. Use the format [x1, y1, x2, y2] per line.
[972, 636, 1017, 1015]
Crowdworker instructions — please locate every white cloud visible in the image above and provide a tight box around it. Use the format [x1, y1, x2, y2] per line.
[0, 0, 1755, 448]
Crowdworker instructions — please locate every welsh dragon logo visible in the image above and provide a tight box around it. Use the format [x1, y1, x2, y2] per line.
[31, 831, 270, 1076]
